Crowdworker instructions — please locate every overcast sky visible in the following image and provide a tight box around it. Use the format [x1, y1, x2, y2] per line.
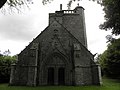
[0, 0, 112, 56]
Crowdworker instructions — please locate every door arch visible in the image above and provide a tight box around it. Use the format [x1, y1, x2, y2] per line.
[58, 67, 65, 85]
[39, 52, 71, 85]
[47, 67, 54, 85]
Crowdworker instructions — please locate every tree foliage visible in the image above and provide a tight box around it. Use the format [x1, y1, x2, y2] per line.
[0, 0, 7, 8]
[0, 0, 102, 9]
[0, 54, 17, 83]
[100, 0, 120, 35]
[99, 38, 120, 79]
[0, 0, 33, 11]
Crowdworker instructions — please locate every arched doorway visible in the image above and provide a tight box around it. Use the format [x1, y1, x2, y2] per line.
[40, 52, 71, 85]
[47, 67, 54, 85]
[58, 67, 65, 85]
[46, 53, 66, 85]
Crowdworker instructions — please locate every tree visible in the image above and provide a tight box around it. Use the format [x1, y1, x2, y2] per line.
[100, 0, 120, 35]
[0, 0, 7, 8]
[0, 0, 102, 9]
[0, 54, 17, 83]
[0, 0, 33, 9]
[3, 49, 11, 56]
[0, 50, 3, 57]
[99, 38, 120, 79]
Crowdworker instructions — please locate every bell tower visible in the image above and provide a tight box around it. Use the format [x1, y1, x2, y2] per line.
[49, 5, 87, 47]
[62, 6, 87, 47]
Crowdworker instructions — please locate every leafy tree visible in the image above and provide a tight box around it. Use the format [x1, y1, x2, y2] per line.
[99, 38, 120, 79]
[0, 54, 17, 83]
[3, 49, 11, 56]
[0, 0, 33, 10]
[0, 0, 7, 8]
[0, 0, 102, 9]
[100, 0, 120, 35]
[0, 51, 3, 57]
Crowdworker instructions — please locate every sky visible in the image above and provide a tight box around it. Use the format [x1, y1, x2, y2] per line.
[0, 0, 112, 56]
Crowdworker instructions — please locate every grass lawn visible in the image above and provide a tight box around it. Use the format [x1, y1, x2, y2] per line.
[0, 78, 120, 90]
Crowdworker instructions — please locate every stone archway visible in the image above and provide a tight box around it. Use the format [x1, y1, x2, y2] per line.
[46, 54, 66, 85]
[47, 67, 54, 85]
[39, 52, 72, 85]
[58, 67, 65, 85]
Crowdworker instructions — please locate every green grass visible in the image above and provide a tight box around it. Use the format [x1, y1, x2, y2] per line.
[0, 78, 120, 90]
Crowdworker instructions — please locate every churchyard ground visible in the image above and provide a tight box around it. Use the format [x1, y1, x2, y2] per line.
[0, 78, 120, 90]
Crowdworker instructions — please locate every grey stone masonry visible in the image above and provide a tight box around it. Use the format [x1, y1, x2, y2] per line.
[9, 5, 101, 86]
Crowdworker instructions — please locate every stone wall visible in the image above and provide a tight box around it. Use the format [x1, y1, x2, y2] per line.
[9, 6, 101, 86]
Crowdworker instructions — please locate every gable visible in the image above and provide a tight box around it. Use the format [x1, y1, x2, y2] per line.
[19, 18, 93, 61]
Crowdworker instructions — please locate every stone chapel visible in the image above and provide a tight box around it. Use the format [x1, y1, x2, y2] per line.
[10, 5, 101, 86]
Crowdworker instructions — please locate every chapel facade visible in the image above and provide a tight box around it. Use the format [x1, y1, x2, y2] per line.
[10, 5, 101, 86]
